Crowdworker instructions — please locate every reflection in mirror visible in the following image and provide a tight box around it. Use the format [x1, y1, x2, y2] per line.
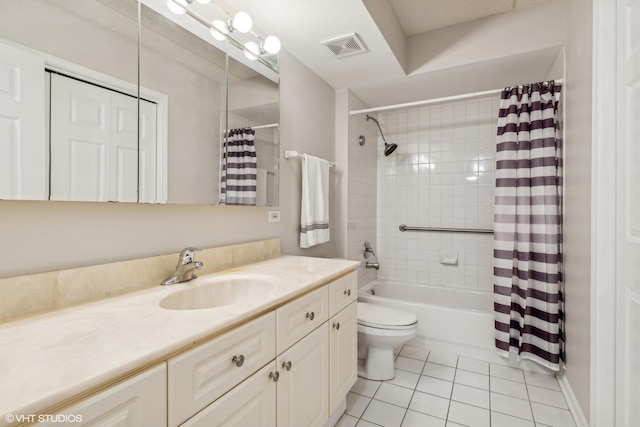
[0, 0, 279, 206]
[141, 0, 280, 206]
[223, 55, 279, 206]
[140, 2, 228, 204]
[0, 0, 139, 202]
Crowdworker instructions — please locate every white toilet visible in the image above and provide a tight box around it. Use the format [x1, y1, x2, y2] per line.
[357, 302, 418, 380]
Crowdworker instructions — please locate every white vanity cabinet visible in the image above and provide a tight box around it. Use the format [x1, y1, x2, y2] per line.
[176, 271, 357, 427]
[181, 362, 278, 427]
[168, 311, 276, 427]
[36, 363, 167, 426]
[276, 324, 330, 427]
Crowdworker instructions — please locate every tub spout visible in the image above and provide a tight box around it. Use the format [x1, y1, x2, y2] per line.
[365, 261, 379, 270]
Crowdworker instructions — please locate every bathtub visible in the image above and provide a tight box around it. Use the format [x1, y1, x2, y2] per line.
[358, 280, 495, 358]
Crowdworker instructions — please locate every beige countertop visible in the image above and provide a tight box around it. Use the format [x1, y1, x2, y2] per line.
[0, 255, 359, 426]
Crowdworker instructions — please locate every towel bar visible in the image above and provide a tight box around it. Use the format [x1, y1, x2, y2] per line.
[284, 150, 336, 167]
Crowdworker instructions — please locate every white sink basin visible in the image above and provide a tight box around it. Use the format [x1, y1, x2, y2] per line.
[159, 274, 278, 310]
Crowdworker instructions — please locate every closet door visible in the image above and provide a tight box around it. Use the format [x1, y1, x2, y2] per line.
[110, 93, 139, 203]
[0, 41, 46, 200]
[50, 73, 144, 202]
[50, 73, 112, 201]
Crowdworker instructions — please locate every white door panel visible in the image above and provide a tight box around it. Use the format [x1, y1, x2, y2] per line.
[111, 94, 139, 202]
[617, 0, 640, 425]
[139, 99, 158, 203]
[50, 74, 111, 201]
[0, 41, 46, 199]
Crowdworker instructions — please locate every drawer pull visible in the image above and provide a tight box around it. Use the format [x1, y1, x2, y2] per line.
[306, 311, 315, 320]
[333, 322, 340, 330]
[282, 361, 292, 371]
[344, 289, 351, 296]
[231, 354, 245, 367]
[269, 371, 280, 382]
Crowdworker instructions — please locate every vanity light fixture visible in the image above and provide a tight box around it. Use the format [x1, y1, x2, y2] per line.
[166, 0, 188, 15]
[263, 35, 281, 54]
[165, 0, 280, 70]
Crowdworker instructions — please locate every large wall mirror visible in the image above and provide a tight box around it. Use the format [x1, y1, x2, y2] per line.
[0, 0, 279, 206]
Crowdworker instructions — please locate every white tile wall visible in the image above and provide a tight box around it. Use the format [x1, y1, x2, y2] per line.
[375, 96, 500, 292]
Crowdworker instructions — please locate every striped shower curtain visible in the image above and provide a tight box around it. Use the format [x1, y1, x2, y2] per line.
[493, 82, 564, 371]
[219, 128, 257, 206]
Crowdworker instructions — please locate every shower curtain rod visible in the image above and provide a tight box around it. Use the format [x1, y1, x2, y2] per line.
[349, 79, 564, 116]
[252, 123, 279, 130]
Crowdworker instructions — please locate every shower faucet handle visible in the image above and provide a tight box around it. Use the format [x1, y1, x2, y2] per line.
[363, 240, 376, 258]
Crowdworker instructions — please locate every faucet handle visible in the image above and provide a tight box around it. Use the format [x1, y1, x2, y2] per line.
[179, 247, 201, 265]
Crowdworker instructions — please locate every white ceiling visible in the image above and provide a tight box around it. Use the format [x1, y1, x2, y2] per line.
[224, 0, 562, 108]
[389, 0, 555, 35]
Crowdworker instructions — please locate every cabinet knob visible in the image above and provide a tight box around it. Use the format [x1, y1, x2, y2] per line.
[282, 361, 292, 371]
[344, 289, 351, 296]
[333, 322, 340, 330]
[269, 371, 280, 382]
[306, 311, 315, 320]
[231, 354, 245, 367]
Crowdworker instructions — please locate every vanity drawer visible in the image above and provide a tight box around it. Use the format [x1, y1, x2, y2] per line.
[276, 285, 328, 354]
[168, 311, 276, 427]
[328, 271, 357, 317]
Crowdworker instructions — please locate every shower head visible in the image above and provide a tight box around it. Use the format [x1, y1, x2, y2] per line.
[384, 142, 398, 156]
[366, 114, 397, 156]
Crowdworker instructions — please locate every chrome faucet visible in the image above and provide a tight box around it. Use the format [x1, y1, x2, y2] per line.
[364, 261, 379, 270]
[161, 247, 204, 285]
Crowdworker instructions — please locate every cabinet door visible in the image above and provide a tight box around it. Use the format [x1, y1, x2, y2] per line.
[329, 301, 358, 412]
[181, 362, 277, 427]
[328, 272, 357, 317]
[36, 363, 166, 427]
[276, 285, 328, 354]
[277, 323, 329, 427]
[168, 312, 276, 427]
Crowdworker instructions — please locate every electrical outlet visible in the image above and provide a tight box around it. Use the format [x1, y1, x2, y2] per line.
[268, 211, 281, 223]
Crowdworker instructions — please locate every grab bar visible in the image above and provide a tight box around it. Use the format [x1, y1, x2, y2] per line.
[399, 224, 494, 234]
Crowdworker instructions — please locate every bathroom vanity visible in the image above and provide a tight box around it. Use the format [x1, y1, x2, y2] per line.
[0, 242, 359, 427]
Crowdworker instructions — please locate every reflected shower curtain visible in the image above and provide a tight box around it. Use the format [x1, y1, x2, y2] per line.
[219, 128, 257, 206]
[493, 82, 564, 371]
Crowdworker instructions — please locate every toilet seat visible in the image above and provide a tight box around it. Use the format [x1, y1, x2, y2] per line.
[357, 302, 418, 330]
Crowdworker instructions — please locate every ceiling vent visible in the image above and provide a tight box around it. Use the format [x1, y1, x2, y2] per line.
[321, 33, 367, 58]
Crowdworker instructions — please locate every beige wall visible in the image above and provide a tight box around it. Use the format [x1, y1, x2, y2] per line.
[278, 50, 337, 258]
[563, 0, 593, 418]
[0, 50, 338, 278]
[346, 93, 378, 287]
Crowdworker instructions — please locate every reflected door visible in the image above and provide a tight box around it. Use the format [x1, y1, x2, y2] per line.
[50, 73, 157, 202]
[0, 41, 46, 200]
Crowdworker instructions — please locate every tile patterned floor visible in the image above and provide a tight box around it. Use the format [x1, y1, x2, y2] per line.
[336, 345, 577, 427]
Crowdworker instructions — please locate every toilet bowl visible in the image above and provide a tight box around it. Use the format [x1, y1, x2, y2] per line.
[357, 302, 418, 380]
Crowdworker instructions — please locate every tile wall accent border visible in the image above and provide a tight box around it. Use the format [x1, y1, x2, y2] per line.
[0, 239, 281, 323]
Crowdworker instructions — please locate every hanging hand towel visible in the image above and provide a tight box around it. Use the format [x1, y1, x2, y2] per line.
[300, 154, 330, 248]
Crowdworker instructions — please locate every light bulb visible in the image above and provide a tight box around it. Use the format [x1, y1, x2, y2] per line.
[244, 41, 259, 60]
[210, 20, 228, 41]
[232, 11, 252, 33]
[263, 35, 281, 54]
[166, 0, 188, 15]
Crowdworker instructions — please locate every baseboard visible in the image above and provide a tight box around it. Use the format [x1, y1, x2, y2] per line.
[557, 372, 590, 427]
[324, 397, 346, 427]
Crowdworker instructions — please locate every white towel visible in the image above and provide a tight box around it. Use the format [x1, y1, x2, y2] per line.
[300, 154, 330, 248]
